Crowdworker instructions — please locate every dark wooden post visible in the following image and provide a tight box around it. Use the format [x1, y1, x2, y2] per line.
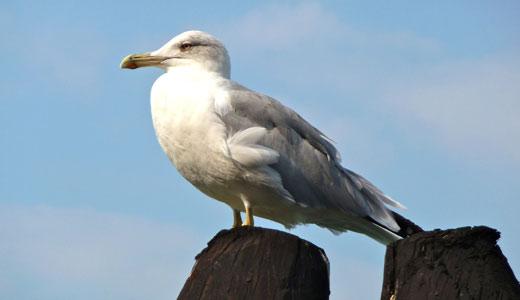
[178, 226, 330, 300]
[381, 226, 520, 300]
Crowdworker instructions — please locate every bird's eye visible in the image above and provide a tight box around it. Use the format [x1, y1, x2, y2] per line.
[180, 42, 193, 51]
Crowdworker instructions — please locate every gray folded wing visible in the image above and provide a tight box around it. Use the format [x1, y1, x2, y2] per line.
[218, 83, 402, 231]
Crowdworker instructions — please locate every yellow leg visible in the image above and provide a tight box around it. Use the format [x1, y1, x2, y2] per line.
[232, 209, 242, 228]
[243, 205, 254, 226]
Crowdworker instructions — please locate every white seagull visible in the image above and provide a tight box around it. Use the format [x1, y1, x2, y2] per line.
[121, 30, 420, 244]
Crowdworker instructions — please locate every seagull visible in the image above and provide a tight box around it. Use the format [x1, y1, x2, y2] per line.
[121, 30, 421, 244]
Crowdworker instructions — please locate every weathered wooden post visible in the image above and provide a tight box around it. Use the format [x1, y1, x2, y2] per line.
[178, 225, 519, 299]
[381, 226, 520, 300]
[178, 226, 330, 300]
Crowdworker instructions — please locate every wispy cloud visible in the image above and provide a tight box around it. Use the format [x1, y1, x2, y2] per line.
[212, 1, 445, 111]
[218, 2, 343, 50]
[384, 53, 520, 165]
[0, 204, 199, 300]
[218, 2, 440, 54]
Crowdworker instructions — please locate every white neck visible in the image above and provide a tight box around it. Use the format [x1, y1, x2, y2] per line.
[165, 59, 230, 79]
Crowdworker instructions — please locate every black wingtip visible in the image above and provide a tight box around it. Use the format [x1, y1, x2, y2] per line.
[364, 212, 423, 240]
[391, 211, 424, 238]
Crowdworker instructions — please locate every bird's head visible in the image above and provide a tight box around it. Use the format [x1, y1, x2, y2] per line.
[120, 30, 230, 78]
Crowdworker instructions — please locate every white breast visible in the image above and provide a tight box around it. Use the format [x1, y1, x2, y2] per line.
[150, 67, 236, 187]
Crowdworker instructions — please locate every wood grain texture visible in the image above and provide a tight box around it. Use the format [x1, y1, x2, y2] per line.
[178, 226, 330, 300]
[381, 226, 520, 300]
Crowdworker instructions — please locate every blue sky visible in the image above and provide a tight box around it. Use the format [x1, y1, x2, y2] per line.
[1, 1, 519, 299]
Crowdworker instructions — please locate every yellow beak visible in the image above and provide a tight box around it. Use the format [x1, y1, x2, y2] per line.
[120, 53, 169, 69]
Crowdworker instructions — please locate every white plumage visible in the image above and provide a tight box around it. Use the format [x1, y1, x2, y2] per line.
[121, 30, 408, 244]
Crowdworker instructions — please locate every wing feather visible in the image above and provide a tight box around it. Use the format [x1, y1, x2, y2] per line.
[226, 127, 279, 167]
[218, 82, 402, 232]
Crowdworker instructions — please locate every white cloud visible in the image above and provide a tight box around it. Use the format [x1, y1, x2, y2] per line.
[0, 204, 200, 300]
[218, 2, 343, 50]
[212, 1, 445, 108]
[384, 54, 520, 165]
[218, 2, 440, 54]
